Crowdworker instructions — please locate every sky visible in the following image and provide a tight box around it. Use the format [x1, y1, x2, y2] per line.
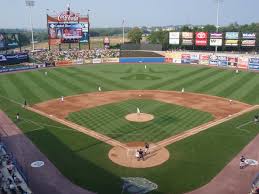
[0, 0, 258, 29]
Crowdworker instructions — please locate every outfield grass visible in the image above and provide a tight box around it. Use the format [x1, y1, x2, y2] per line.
[0, 64, 258, 194]
[67, 99, 213, 142]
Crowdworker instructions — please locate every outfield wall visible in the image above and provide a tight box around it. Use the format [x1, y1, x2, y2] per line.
[164, 51, 259, 71]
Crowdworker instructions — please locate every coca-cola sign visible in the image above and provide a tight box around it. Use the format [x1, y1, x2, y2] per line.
[58, 11, 80, 22]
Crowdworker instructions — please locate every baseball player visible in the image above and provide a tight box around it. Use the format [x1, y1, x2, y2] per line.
[181, 88, 185, 94]
[45, 71, 48, 76]
[61, 96, 64, 102]
[16, 113, 20, 121]
[98, 86, 102, 92]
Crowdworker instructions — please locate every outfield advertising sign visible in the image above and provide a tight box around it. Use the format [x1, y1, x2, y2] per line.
[181, 54, 191, 64]
[210, 39, 222, 46]
[217, 56, 228, 66]
[182, 32, 193, 39]
[182, 39, 193, 45]
[195, 32, 208, 46]
[169, 32, 180, 39]
[199, 54, 209, 65]
[238, 57, 249, 69]
[228, 57, 238, 66]
[169, 32, 180, 45]
[241, 40, 256, 47]
[169, 39, 180, 45]
[190, 54, 199, 64]
[210, 32, 223, 39]
[209, 55, 218, 65]
[225, 40, 239, 46]
[242, 33, 256, 39]
[225, 32, 239, 40]
[249, 58, 259, 70]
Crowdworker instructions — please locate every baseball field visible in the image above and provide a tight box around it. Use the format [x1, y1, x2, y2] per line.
[0, 64, 259, 194]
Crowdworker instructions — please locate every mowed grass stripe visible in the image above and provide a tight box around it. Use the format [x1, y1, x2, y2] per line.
[5, 74, 42, 103]
[77, 67, 132, 90]
[68, 100, 213, 142]
[145, 67, 208, 89]
[216, 73, 256, 98]
[241, 82, 259, 104]
[24, 71, 63, 102]
[167, 68, 219, 90]
[190, 69, 231, 92]
[60, 67, 121, 91]
[49, 69, 87, 93]
[230, 76, 259, 101]
[205, 72, 248, 95]
[14, 73, 51, 102]
[194, 70, 234, 93]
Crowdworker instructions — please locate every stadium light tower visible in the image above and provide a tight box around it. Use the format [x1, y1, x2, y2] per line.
[25, 0, 35, 51]
[122, 18, 125, 44]
[215, 0, 220, 53]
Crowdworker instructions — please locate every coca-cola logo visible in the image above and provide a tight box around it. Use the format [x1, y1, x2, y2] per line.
[197, 32, 207, 39]
[58, 12, 79, 22]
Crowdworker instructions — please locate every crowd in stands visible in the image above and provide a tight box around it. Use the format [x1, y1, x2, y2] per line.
[30, 49, 120, 63]
[0, 143, 31, 194]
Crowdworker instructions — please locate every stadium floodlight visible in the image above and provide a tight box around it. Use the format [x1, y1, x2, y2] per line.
[215, 0, 221, 53]
[25, 0, 35, 51]
[122, 18, 125, 44]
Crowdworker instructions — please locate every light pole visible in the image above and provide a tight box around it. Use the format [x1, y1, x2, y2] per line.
[25, 0, 35, 51]
[122, 18, 125, 44]
[87, 9, 91, 50]
[215, 0, 220, 53]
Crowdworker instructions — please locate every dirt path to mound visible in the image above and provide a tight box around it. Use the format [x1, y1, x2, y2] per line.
[187, 133, 259, 194]
[0, 111, 95, 194]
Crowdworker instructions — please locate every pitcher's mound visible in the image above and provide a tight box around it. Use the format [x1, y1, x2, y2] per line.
[125, 113, 154, 122]
[109, 142, 170, 168]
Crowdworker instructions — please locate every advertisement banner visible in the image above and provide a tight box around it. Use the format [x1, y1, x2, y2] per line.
[55, 60, 73, 66]
[171, 53, 182, 64]
[249, 58, 259, 70]
[169, 32, 180, 39]
[169, 39, 180, 45]
[181, 54, 191, 64]
[228, 57, 238, 66]
[182, 39, 193, 45]
[0, 33, 20, 49]
[238, 57, 249, 69]
[210, 39, 223, 46]
[102, 58, 120, 63]
[93, 58, 102, 64]
[173, 59, 182, 64]
[225, 40, 239, 46]
[225, 32, 239, 40]
[217, 56, 228, 66]
[209, 55, 218, 66]
[195, 32, 208, 46]
[242, 33, 256, 39]
[241, 40, 256, 47]
[199, 54, 209, 65]
[47, 11, 89, 44]
[49, 39, 61, 45]
[182, 32, 193, 39]
[210, 32, 223, 39]
[190, 54, 199, 64]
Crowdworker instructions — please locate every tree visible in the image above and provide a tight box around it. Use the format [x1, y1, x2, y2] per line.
[128, 27, 143, 43]
[147, 30, 169, 49]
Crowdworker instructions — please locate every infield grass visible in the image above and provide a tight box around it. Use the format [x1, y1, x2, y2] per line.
[67, 99, 213, 142]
